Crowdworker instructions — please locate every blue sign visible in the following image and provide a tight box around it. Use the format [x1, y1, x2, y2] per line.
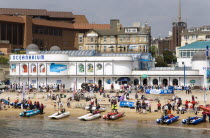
[206, 46, 209, 56]
[146, 89, 173, 94]
[57, 80, 62, 83]
[12, 55, 44, 60]
[50, 63, 67, 73]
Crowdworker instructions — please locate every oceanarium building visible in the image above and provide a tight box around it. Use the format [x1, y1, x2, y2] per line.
[9, 44, 207, 90]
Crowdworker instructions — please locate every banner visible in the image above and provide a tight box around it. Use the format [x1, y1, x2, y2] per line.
[146, 89, 173, 94]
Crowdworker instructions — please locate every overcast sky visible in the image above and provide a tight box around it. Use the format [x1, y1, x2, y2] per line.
[1, 0, 210, 38]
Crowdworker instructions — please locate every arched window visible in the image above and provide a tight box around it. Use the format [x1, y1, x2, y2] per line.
[153, 79, 158, 85]
[134, 79, 139, 85]
[78, 64, 84, 73]
[173, 79, 178, 86]
[87, 64, 93, 72]
[22, 64, 28, 73]
[31, 64, 36, 73]
[40, 64, 45, 73]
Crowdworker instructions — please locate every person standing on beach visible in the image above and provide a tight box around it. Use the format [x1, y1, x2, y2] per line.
[136, 100, 140, 112]
[67, 98, 71, 108]
[163, 104, 168, 116]
[157, 102, 161, 112]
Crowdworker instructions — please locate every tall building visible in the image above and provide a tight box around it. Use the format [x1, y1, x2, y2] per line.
[0, 8, 109, 54]
[78, 19, 151, 53]
[170, 0, 187, 51]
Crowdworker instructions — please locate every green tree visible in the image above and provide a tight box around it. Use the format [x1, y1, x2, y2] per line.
[155, 56, 168, 67]
[149, 46, 157, 57]
[0, 56, 9, 64]
[162, 50, 177, 64]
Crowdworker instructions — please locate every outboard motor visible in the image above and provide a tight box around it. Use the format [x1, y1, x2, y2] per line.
[187, 116, 191, 125]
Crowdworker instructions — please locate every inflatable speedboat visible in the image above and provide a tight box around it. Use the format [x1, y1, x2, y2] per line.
[19, 109, 40, 117]
[78, 113, 101, 121]
[182, 116, 204, 125]
[48, 111, 70, 119]
[103, 112, 124, 120]
[157, 115, 179, 124]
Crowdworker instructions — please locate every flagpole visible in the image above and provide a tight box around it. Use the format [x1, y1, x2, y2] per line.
[205, 46, 209, 105]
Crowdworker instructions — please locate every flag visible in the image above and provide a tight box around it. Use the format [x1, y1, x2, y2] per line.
[206, 46, 209, 57]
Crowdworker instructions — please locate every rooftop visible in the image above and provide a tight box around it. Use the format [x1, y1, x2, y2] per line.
[178, 41, 210, 50]
[0, 8, 74, 18]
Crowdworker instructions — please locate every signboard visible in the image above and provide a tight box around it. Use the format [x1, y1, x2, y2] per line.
[32, 80, 36, 83]
[57, 80, 62, 83]
[11, 55, 44, 61]
[190, 80, 196, 83]
[141, 74, 148, 78]
[146, 89, 173, 94]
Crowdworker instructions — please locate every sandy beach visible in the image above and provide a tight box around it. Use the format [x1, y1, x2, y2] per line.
[0, 90, 210, 123]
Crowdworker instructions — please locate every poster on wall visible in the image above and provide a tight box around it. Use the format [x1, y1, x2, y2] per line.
[78, 64, 84, 72]
[87, 64, 93, 72]
[11, 64, 16, 72]
[40, 64, 45, 73]
[106, 79, 112, 84]
[97, 64, 102, 70]
[31, 64, 36, 73]
[207, 69, 210, 83]
[50, 63, 67, 73]
[22, 64, 28, 73]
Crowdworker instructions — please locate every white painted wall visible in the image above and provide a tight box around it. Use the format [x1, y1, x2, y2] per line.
[177, 58, 192, 67]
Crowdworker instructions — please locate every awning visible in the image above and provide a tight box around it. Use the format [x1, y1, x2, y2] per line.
[117, 77, 131, 81]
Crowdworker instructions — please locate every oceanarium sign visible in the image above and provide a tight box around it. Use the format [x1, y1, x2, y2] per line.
[11, 55, 45, 61]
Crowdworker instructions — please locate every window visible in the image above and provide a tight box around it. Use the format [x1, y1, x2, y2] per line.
[119, 37, 122, 42]
[110, 36, 115, 43]
[184, 35, 189, 40]
[90, 37, 94, 43]
[79, 46, 83, 50]
[131, 36, 135, 42]
[123, 37, 126, 42]
[206, 35, 210, 39]
[192, 35, 197, 39]
[103, 36, 107, 43]
[79, 35, 83, 43]
[104, 46, 106, 52]
[127, 37, 130, 42]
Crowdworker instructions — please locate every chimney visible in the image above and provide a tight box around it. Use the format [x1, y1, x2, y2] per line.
[110, 19, 120, 31]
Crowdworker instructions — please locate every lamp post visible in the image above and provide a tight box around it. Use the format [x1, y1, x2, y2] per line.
[205, 46, 209, 105]
[182, 62, 186, 87]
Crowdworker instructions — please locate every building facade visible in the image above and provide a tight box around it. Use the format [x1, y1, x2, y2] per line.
[9, 44, 207, 90]
[181, 26, 210, 46]
[78, 19, 151, 53]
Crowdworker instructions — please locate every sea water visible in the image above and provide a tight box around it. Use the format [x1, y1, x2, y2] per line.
[0, 117, 209, 138]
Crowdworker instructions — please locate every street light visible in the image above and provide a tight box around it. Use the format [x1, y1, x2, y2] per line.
[182, 62, 186, 87]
